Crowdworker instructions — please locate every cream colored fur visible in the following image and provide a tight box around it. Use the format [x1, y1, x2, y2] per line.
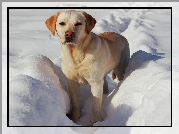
[45, 10, 130, 125]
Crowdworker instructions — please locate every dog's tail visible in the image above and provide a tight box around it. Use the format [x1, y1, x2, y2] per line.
[112, 71, 116, 80]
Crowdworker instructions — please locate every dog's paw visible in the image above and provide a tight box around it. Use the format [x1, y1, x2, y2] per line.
[90, 114, 102, 126]
[89, 120, 94, 126]
[89, 118, 100, 126]
[71, 111, 80, 123]
[89, 119, 98, 126]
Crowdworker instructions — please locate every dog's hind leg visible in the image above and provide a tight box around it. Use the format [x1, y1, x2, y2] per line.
[114, 43, 130, 81]
[103, 76, 108, 94]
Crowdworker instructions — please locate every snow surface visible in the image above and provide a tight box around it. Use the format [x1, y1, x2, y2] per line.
[2, 2, 177, 134]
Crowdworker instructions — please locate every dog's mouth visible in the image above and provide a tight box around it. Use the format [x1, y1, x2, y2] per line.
[64, 41, 77, 45]
[63, 39, 78, 46]
[65, 37, 74, 43]
[64, 37, 78, 46]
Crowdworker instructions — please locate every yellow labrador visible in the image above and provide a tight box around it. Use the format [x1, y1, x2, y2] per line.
[45, 10, 130, 125]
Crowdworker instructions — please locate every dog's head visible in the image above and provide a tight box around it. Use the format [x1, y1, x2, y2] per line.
[45, 10, 96, 47]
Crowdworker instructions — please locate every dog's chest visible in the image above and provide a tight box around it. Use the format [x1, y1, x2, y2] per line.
[74, 69, 89, 84]
[63, 45, 86, 65]
[61, 58, 91, 85]
[61, 46, 94, 84]
[64, 65, 90, 84]
[71, 48, 85, 64]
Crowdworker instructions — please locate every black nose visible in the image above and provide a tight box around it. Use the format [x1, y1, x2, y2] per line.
[65, 31, 75, 42]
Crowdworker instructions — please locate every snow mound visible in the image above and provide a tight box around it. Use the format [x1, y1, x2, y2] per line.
[99, 50, 171, 126]
[9, 55, 73, 126]
[94, 15, 131, 34]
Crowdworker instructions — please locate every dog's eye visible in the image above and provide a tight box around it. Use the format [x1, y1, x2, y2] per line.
[75, 22, 82, 26]
[59, 22, 65, 26]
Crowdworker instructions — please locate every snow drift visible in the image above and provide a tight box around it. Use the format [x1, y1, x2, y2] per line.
[9, 55, 73, 126]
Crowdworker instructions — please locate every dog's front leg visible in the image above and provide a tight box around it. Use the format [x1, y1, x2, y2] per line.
[67, 79, 80, 123]
[90, 80, 103, 126]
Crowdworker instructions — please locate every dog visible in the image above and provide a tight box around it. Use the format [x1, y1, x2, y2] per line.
[45, 10, 130, 125]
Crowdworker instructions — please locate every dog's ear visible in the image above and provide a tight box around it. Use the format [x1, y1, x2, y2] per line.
[45, 12, 60, 36]
[82, 12, 96, 34]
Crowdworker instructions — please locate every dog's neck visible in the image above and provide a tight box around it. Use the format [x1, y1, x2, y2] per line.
[61, 33, 92, 68]
[69, 45, 85, 65]
[81, 32, 92, 49]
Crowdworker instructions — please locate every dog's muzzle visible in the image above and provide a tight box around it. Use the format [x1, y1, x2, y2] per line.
[65, 31, 75, 43]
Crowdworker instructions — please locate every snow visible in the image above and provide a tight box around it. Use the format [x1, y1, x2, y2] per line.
[2, 2, 177, 134]
[9, 55, 72, 126]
